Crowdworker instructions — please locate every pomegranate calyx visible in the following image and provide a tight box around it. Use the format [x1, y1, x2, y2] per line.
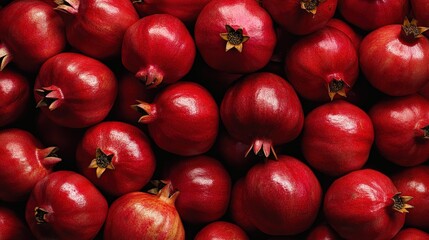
[88, 148, 115, 178]
[136, 66, 164, 89]
[392, 192, 413, 213]
[421, 125, 429, 139]
[34, 207, 50, 224]
[401, 17, 429, 41]
[157, 181, 180, 205]
[327, 79, 348, 101]
[0, 43, 12, 71]
[132, 100, 157, 124]
[54, 0, 79, 14]
[300, 0, 326, 15]
[35, 86, 64, 111]
[246, 139, 278, 160]
[37, 147, 62, 167]
[220, 25, 250, 53]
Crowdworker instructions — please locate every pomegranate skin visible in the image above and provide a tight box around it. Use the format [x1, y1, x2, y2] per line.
[194, 221, 249, 240]
[261, 0, 338, 35]
[306, 222, 342, 240]
[34, 52, 118, 128]
[301, 100, 374, 176]
[76, 121, 156, 197]
[391, 165, 429, 231]
[243, 155, 322, 236]
[229, 178, 257, 233]
[0, 68, 30, 127]
[359, 24, 429, 96]
[411, 0, 429, 33]
[338, 0, 409, 31]
[285, 26, 359, 102]
[324, 169, 408, 240]
[326, 18, 362, 51]
[56, 0, 139, 60]
[194, 0, 277, 74]
[136, 81, 219, 156]
[0, 206, 33, 240]
[0, 0, 66, 73]
[220, 72, 304, 158]
[392, 228, 429, 240]
[122, 14, 196, 88]
[369, 94, 429, 166]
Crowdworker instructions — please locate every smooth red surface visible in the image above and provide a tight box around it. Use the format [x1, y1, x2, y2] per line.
[0, 206, 33, 240]
[392, 228, 429, 240]
[194, 221, 249, 240]
[229, 178, 257, 232]
[306, 222, 342, 240]
[326, 18, 362, 50]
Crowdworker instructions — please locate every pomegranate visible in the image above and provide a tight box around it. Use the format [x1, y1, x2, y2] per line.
[0, 206, 33, 240]
[220, 72, 304, 158]
[306, 222, 342, 240]
[194, 0, 277, 74]
[359, 18, 429, 96]
[25, 171, 108, 240]
[337, 0, 410, 31]
[301, 100, 374, 176]
[0, 0, 65, 72]
[285, 26, 359, 102]
[324, 169, 413, 240]
[243, 155, 322, 235]
[162, 155, 231, 224]
[122, 14, 196, 88]
[326, 18, 362, 51]
[0, 128, 60, 202]
[261, 0, 338, 35]
[392, 228, 429, 240]
[229, 178, 257, 233]
[103, 182, 185, 240]
[411, 0, 429, 32]
[133, 0, 211, 25]
[391, 165, 429, 231]
[194, 221, 249, 240]
[369, 94, 429, 166]
[54, 0, 139, 60]
[134, 81, 219, 156]
[34, 52, 118, 128]
[76, 121, 156, 197]
[0, 67, 30, 127]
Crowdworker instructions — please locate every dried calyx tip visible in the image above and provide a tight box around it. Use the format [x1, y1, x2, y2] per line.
[392, 192, 413, 213]
[300, 0, 326, 14]
[220, 25, 250, 52]
[402, 17, 429, 40]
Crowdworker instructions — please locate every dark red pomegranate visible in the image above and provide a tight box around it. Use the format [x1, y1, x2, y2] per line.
[0, 128, 60, 202]
[25, 170, 108, 240]
[220, 72, 304, 158]
[0, 0, 65, 73]
[326, 18, 362, 51]
[134, 81, 219, 156]
[229, 178, 257, 233]
[34, 52, 118, 128]
[0, 206, 33, 240]
[162, 155, 231, 224]
[369, 94, 429, 166]
[392, 228, 429, 240]
[411, 0, 429, 32]
[54, 0, 139, 59]
[360, 18, 429, 96]
[122, 14, 196, 88]
[306, 222, 342, 240]
[243, 155, 322, 235]
[194, 0, 277, 74]
[301, 100, 374, 176]
[103, 183, 185, 240]
[261, 0, 338, 35]
[324, 169, 412, 240]
[337, 0, 409, 31]
[391, 165, 429, 231]
[285, 26, 359, 102]
[133, 0, 211, 25]
[0, 67, 30, 127]
[194, 221, 249, 240]
[76, 121, 156, 197]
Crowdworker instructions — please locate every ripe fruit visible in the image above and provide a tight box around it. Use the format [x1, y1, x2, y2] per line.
[194, 221, 249, 240]
[0, 206, 33, 239]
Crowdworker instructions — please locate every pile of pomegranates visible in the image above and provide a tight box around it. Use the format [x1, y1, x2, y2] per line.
[1, 0, 429, 239]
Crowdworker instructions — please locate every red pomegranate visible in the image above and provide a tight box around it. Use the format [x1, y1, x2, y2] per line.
[76, 121, 156, 197]
[122, 14, 196, 88]
[285, 26, 359, 102]
[0, 128, 60, 202]
[261, 0, 338, 35]
[326, 18, 362, 50]
[103, 183, 185, 240]
[194, 221, 249, 240]
[369, 94, 429, 166]
[411, 0, 429, 35]
[306, 222, 342, 240]
[392, 228, 429, 240]
[301, 100, 374, 176]
[54, 0, 139, 59]
[229, 178, 257, 233]
[359, 18, 429, 96]
[134, 81, 219, 156]
[0, 206, 33, 239]
[220, 72, 304, 158]
[194, 0, 277, 74]
[391, 165, 429, 231]
[0, 0, 65, 72]
[324, 169, 413, 240]
[243, 155, 322, 235]
[34, 52, 118, 128]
